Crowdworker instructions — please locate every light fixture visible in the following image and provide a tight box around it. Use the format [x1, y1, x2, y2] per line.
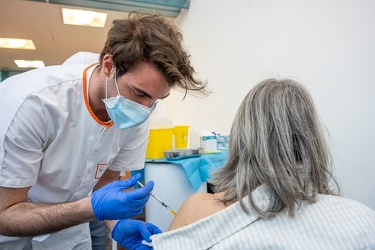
[14, 60, 45, 68]
[31, 0, 190, 18]
[0, 38, 36, 50]
[62, 8, 107, 27]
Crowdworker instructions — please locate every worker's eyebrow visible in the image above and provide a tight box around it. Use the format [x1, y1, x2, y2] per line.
[132, 85, 152, 98]
[160, 92, 170, 99]
[132, 85, 170, 99]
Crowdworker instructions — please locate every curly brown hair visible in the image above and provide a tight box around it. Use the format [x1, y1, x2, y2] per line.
[99, 11, 208, 97]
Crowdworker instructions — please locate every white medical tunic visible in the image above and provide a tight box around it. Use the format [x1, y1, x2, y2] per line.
[0, 63, 149, 249]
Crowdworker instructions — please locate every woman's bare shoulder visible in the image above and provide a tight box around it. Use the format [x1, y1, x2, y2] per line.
[168, 192, 228, 231]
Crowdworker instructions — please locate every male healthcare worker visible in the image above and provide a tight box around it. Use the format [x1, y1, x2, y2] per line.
[0, 12, 207, 249]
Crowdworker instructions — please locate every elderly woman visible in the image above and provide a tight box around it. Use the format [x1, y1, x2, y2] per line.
[151, 78, 375, 249]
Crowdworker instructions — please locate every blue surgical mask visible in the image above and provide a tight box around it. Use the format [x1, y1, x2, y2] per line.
[102, 68, 157, 129]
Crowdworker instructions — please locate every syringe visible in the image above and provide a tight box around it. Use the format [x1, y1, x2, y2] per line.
[137, 181, 177, 216]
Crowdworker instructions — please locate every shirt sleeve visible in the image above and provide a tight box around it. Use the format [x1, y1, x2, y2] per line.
[0, 95, 46, 188]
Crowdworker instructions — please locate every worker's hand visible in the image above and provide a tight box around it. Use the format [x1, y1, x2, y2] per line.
[112, 219, 162, 250]
[91, 173, 154, 220]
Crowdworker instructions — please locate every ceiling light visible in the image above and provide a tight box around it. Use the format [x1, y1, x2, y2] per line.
[14, 60, 45, 68]
[62, 8, 107, 27]
[0, 38, 36, 50]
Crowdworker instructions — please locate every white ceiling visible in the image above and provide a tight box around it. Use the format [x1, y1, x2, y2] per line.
[0, 0, 175, 72]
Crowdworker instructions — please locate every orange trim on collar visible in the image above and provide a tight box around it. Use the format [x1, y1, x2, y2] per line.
[83, 63, 113, 128]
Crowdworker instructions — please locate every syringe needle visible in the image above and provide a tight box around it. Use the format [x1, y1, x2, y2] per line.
[137, 181, 177, 216]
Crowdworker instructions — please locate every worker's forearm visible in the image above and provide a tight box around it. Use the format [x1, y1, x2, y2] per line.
[0, 196, 95, 237]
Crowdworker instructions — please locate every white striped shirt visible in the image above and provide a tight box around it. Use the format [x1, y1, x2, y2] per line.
[152, 185, 375, 249]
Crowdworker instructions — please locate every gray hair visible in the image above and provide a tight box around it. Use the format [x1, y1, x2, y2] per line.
[211, 78, 338, 218]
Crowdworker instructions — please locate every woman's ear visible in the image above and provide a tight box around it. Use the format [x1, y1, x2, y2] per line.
[101, 54, 114, 78]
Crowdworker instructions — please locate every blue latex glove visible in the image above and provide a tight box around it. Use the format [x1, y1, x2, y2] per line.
[91, 173, 154, 220]
[112, 219, 162, 250]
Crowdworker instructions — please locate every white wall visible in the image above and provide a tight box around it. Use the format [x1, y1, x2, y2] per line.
[162, 0, 375, 209]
